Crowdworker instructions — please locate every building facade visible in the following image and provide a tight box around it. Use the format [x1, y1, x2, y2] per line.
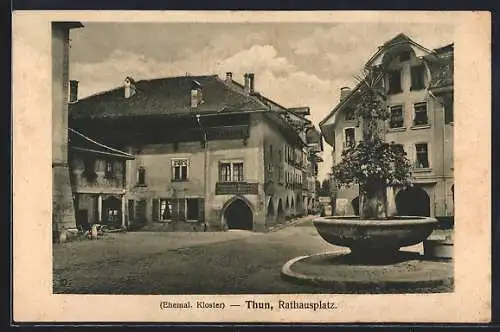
[52, 22, 83, 241]
[68, 127, 135, 231]
[69, 72, 322, 232]
[320, 34, 454, 221]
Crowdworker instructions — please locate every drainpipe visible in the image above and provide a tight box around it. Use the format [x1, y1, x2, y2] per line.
[196, 114, 209, 231]
[429, 89, 447, 217]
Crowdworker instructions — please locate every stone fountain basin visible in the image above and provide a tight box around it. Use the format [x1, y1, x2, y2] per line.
[313, 216, 438, 255]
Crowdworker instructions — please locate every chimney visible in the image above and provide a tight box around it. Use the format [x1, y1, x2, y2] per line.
[69, 80, 79, 103]
[243, 73, 250, 94]
[248, 73, 255, 94]
[124, 76, 136, 99]
[340, 86, 351, 102]
[225, 72, 233, 84]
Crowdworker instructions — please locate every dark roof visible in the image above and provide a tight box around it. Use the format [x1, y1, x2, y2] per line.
[68, 128, 134, 159]
[383, 33, 411, 47]
[288, 107, 310, 116]
[69, 75, 269, 120]
[428, 44, 454, 90]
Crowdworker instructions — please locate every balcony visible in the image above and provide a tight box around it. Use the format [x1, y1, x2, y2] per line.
[206, 125, 250, 140]
[215, 182, 258, 195]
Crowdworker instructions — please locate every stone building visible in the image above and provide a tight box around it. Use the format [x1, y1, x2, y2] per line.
[68, 127, 135, 230]
[320, 33, 454, 221]
[52, 22, 83, 242]
[69, 72, 322, 232]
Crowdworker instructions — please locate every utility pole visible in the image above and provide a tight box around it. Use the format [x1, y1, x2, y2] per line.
[196, 114, 209, 231]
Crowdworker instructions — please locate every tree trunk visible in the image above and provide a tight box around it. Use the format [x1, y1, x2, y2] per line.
[359, 181, 387, 219]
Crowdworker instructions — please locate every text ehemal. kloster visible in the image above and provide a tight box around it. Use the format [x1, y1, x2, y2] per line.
[160, 300, 337, 311]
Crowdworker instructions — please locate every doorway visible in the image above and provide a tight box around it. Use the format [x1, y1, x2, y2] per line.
[102, 196, 122, 227]
[395, 186, 431, 217]
[224, 198, 253, 230]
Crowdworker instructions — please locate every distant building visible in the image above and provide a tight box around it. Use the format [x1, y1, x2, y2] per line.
[52, 22, 83, 242]
[320, 33, 454, 220]
[69, 72, 323, 232]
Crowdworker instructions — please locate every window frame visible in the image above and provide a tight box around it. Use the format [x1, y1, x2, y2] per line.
[137, 166, 146, 186]
[104, 159, 115, 179]
[414, 142, 431, 169]
[410, 64, 426, 91]
[389, 105, 405, 129]
[171, 158, 190, 182]
[413, 102, 429, 127]
[159, 198, 175, 221]
[343, 127, 356, 148]
[218, 159, 245, 182]
[158, 198, 201, 222]
[387, 69, 402, 95]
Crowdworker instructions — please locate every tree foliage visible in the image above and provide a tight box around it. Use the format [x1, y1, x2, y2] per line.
[332, 70, 413, 203]
[332, 139, 412, 189]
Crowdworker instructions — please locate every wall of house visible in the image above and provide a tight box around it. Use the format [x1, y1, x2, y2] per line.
[70, 153, 126, 193]
[330, 52, 453, 218]
[124, 112, 267, 231]
[52, 24, 77, 236]
[261, 114, 307, 227]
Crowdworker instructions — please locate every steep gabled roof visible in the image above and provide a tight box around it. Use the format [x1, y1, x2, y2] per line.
[365, 33, 435, 68]
[69, 128, 135, 159]
[69, 75, 269, 120]
[320, 35, 454, 144]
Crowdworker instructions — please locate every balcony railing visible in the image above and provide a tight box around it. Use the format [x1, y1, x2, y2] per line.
[215, 181, 258, 195]
[206, 125, 250, 141]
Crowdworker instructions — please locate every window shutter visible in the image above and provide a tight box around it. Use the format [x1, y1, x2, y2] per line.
[152, 199, 159, 221]
[178, 199, 186, 221]
[199, 198, 205, 222]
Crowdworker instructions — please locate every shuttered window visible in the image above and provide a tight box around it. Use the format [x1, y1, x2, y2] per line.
[153, 198, 205, 222]
[152, 199, 159, 221]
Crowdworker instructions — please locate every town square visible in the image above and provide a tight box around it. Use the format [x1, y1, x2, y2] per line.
[50, 20, 456, 294]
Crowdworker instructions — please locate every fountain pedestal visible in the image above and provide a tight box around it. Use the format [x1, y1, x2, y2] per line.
[281, 216, 454, 293]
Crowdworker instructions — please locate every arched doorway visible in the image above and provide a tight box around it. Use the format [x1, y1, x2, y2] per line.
[291, 197, 295, 209]
[395, 186, 430, 217]
[351, 196, 359, 216]
[266, 197, 275, 222]
[223, 198, 253, 230]
[285, 197, 290, 211]
[266, 198, 275, 218]
[102, 196, 122, 227]
[277, 199, 285, 222]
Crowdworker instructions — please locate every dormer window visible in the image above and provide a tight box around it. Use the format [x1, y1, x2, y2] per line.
[124, 76, 136, 99]
[344, 108, 355, 121]
[191, 80, 203, 108]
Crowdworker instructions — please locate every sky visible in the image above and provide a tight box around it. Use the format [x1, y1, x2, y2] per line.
[69, 22, 453, 181]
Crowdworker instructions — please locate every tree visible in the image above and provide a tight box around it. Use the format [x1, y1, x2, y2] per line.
[320, 178, 331, 197]
[332, 69, 412, 219]
[315, 180, 321, 195]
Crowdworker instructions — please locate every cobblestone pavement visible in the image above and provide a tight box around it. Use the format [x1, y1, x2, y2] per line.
[53, 217, 451, 294]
